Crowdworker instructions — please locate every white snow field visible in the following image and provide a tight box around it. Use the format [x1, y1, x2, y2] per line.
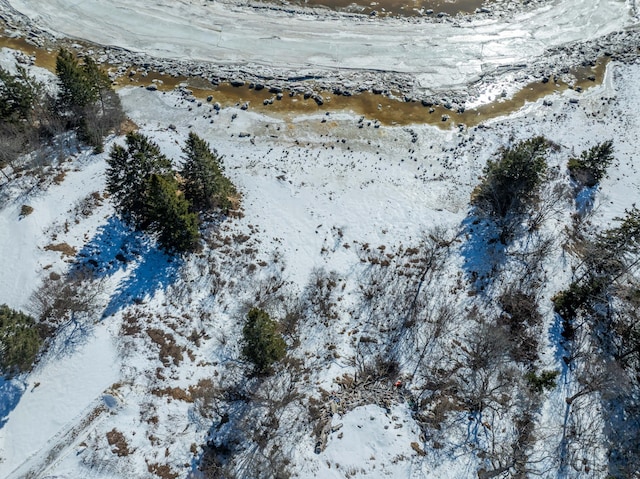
[4, 0, 635, 92]
[1, 1, 640, 478]
[0, 50, 639, 477]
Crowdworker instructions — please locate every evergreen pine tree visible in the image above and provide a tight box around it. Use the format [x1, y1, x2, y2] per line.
[472, 136, 548, 218]
[0, 66, 39, 122]
[146, 173, 200, 252]
[241, 307, 286, 375]
[106, 132, 172, 228]
[181, 132, 236, 212]
[79, 57, 123, 150]
[0, 304, 41, 376]
[55, 49, 95, 117]
[55, 49, 123, 150]
[568, 140, 614, 187]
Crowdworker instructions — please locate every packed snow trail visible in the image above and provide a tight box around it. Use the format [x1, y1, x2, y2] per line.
[0, 326, 119, 479]
[3, 0, 634, 92]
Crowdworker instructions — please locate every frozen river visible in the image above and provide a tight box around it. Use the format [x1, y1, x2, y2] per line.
[3, 0, 635, 91]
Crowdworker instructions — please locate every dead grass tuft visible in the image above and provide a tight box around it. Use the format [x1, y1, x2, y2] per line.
[44, 242, 77, 257]
[119, 118, 139, 134]
[147, 462, 179, 479]
[151, 386, 193, 402]
[146, 328, 184, 366]
[120, 312, 142, 336]
[20, 204, 34, 217]
[53, 170, 66, 184]
[106, 428, 131, 456]
[410, 442, 426, 456]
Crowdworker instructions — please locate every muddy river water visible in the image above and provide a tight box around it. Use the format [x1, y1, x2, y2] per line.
[0, 33, 609, 129]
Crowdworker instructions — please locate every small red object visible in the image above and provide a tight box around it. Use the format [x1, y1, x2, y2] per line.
[394, 380, 402, 388]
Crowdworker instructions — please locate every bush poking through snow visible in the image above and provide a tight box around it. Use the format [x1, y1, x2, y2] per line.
[567, 140, 614, 188]
[0, 304, 42, 376]
[497, 289, 543, 364]
[241, 307, 286, 375]
[471, 136, 548, 219]
[524, 370, 559, 393]
[19, 204, 34, 217]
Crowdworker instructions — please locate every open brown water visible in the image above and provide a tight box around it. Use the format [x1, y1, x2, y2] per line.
[1, 33, 608, 129]
[125, 59, 608, 128]
[0, 35, 58, 70]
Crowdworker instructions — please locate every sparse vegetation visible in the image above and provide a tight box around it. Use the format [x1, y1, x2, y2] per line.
[497, 289, 543, 364]
[554, 207, 640, 475]
[0, 49, 123, 171]
[0, 64, 56, 169]
[2, 38, 638, 479]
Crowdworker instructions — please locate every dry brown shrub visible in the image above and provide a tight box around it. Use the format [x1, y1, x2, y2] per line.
[53, 170, 66, 184]
[411, 442, 426, 456]
[147, 462, 179, 479]
[106, 428, 131, 456]
[151, 387, 193, 402]
[20, 205, 34, 217]
[44, 242, 77, 257]
[188, 378, 214, 400]
[120, 312, 142, 336]
[119, 118, 139, 134]
[146, 328, 184, 366]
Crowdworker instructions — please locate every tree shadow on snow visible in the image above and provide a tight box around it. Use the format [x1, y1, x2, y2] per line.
[43, 317, 96, 361]
[0, 377, 26, 429]
[73, 216, 182, 317]
[73, 216, 145, 279]
[459, 215, 508, 294]
[103, 246, 181, 317]
[574, 185, 598, 217]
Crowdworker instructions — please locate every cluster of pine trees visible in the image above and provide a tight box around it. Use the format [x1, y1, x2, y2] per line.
[0, 304, 41, 376]
[106, 131, 237, 253]
[0, 48, 123, 170]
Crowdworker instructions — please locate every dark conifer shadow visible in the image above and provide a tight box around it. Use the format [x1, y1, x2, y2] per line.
[0, 377, 26, 429]
[73, 216, 143, 278]
[102, 245, 181, 317]
[459, 214, 509, 294]
[72, 215, 181, 317]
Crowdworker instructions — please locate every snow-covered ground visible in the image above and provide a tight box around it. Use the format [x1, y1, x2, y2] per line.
[1, 1, 640, 477]
[0, 46, 638, 476]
